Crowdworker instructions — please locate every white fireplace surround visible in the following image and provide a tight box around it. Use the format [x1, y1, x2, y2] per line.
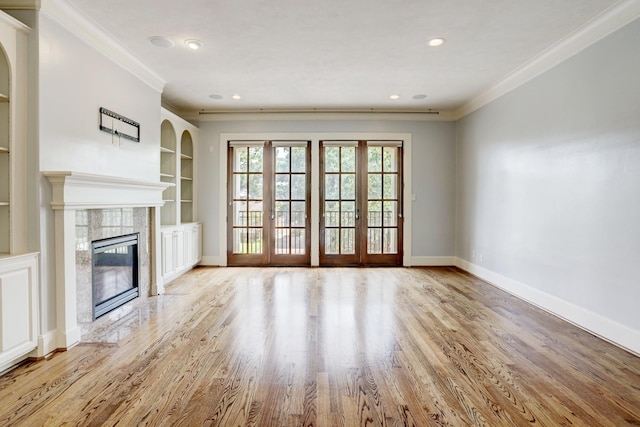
[44, 171, 170, 350]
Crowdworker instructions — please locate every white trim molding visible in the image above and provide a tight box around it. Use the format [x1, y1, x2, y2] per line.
[411, 256, 456, 266]
[454, 0, 640, 119]
[44, 171, 169, 210]
[39, 0, 165, 93]
[217, 132, 412, 267]
[454, 257, 640, 357]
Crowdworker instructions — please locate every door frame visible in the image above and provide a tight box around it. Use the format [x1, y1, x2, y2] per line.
[217, 132, 413, 267]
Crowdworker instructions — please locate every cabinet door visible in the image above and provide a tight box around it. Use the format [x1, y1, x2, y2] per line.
[0, 254, 38, 372]
[194, 224, 202, 264]
[174, 228, 186, 272]
[185, 225, 195, 266]
[161, 230, 175, 278]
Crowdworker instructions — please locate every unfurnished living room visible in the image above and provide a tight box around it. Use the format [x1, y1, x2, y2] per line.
[0, 0, 639, 425]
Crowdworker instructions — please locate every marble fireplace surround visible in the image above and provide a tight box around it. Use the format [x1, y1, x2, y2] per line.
[44, 171, 170, 350]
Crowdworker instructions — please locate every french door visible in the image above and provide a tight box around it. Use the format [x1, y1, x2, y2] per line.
[320, 140, 403, 266]
[227, 141, 311, 266]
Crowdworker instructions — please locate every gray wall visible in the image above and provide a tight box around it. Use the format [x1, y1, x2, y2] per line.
[196, 119, 456, 260]
[456, 18, 640, 334]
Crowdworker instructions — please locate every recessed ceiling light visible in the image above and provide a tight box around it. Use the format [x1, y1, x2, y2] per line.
[390, 94, 400, 100]
[148, 36, 174, 48]
[209, 94, 223, 100]
[232, 94, 242, 100]
[413, 94, 427, 99]
[428, 37, 446, 47]
[185, 39, 203, 50]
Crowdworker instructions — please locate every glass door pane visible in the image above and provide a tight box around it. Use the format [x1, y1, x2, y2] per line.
[363, 143, 402, 265]
[270, 143, 310, 265]
[320, 142, 360, 265]
[228, 143, 267, 265]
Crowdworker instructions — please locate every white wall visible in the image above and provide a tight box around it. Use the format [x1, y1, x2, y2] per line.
[196, 118, 456, 263]
[36, 13, 162, 335]
[456, 18, 640, 353]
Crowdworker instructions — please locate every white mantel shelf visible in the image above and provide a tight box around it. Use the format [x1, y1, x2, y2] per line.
[43, 171, 171, 210]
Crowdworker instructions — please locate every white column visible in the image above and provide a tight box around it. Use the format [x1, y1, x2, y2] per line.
[54, 208, 81, 349]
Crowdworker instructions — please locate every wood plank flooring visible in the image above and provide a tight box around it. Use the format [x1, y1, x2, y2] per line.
[1, 267, 639, 426]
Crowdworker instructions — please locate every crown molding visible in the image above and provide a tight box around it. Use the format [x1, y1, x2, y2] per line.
[193, 109, 456, 122]
[454, 0, 640, 120]
[0, 0, 40, 9]
[39, 0, 165, 93]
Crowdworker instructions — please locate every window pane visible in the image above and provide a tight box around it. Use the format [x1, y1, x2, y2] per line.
[275, 201, 289, 227]
[325, 201, 339, 227]
[383, 201, 397, 226]
[368, 228, 382, 254]
[234, 147, 248, 172]
[249, 174, 263, 199]
[249, 147, 263, 172]
[233, 229, 246, 254]
[275, 228, 289, 254]
[325, 147, 340, 172]
[325, 229, 339, 254]
[383, 174, 397, 199]
[291, 174, 306, 200]
[341, 146, 356, 172]
[291, 229, 305, 254]
[341, 174, 355, 199]
[234, 201, 247, 226]
[368, 174, 382, 200]
[275, 174, 290, 200]
[248, 228, 263, 254]
[291, 147, 306, 173]
[248, 201, 263, 226]
[291, 202, 306, 227]
[341, 201, 355, 227]
[234, 174, 248, 199]
[341, 229, 355, 254]
[368, 146, 382, 172]
[383, 228, 398, 254]
[368, 201, 382, 227]
[383, 146, 398, 172]
[276, 147, 290, 172]
[325, 174, 339, 199]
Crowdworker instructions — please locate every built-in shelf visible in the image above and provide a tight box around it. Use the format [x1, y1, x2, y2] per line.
[160, 173, 174, 178]
[163, 199, 175, 203]
[181, 199, 193, 203]
[0, 202, 9, 206]
[180, 176, 193, 181]
[0, 147, 8, 152]
[0, 93, 8, 102]
[181, 153, 192, 159]
[160, 146, 175, 154]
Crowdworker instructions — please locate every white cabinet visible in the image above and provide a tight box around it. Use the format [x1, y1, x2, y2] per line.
[161, 223, 201, 284]
[0, 253, 38, 373]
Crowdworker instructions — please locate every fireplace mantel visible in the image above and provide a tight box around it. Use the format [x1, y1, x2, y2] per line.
[44, 171, 170, 210]
[43, 171, 170, 351]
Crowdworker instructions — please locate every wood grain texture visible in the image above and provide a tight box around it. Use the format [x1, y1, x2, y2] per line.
[1, 266, 639, 426]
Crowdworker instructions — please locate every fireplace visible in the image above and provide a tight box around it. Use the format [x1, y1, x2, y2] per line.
[92, 233, 140, 319]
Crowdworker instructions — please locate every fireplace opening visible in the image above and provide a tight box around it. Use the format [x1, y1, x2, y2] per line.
[92, 233, 139, 320]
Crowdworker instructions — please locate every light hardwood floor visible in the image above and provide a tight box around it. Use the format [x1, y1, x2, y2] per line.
[1, 267, 639, 426]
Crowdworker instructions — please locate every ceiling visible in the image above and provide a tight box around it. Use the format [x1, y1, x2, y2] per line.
[66, 0, 620, 114]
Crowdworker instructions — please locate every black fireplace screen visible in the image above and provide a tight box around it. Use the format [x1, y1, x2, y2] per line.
[92, 233, 139, 319]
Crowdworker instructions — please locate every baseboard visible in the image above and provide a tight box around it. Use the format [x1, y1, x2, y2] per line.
[411, 256, 456, 266]
[36, 329, 59, 358]
[200, 256, 224, 266]
[454, 257, 640, 356]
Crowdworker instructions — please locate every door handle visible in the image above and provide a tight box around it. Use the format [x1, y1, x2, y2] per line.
[355, 208, 360, 220]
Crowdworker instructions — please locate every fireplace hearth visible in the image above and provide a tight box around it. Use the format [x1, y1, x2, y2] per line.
[92, 233, 139, 319]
